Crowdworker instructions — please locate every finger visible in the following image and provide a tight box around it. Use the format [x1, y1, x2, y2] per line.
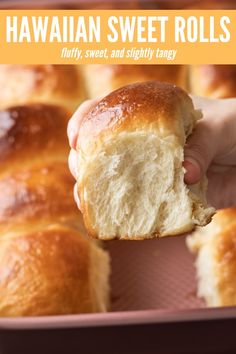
[184, 96, 236, 185]
[67, 99, 99, 149]
[184, 120, 218, 185]
[68, 148, 78, 180]
[183, 158, 201, 185]
[191, 96, 229, 127]
[74, 183, 81, 210]
[206, 166, 236, 209]
[190, 95, 217, 111]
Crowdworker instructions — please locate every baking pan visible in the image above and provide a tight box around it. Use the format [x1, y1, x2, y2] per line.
[1, 236, 236, 354]
[1, 1, 236, 353]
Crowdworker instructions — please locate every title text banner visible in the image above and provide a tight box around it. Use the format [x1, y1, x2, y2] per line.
[0, 10, 235, 64]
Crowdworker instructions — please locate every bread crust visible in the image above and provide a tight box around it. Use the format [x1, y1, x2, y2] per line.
[190, 65, 236, 98]
[0, 226, 109, 316]
[187, 0, 236, 9]
[78, 81, 196, 150]
[0, 102, 110, 316]
[0, 65, 85, 110]
[83, 64, 187, 99]
[0, 162, 84, 233]
[0, 104, 70, 169]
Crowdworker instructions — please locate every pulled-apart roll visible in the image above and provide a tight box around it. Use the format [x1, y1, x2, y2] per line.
[0, 65, 86, 111]
[76, 81, 214, 240]
[187, 208, 236, 307]
[82, 64, 187, 98]
[0, 104, 110, 316]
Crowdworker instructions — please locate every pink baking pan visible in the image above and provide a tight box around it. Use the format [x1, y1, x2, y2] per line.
[1, 1, 236, 353]
[1, 235, 236, 354]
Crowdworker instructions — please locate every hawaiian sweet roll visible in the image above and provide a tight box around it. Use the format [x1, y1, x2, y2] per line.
[0, 104, 110, 316]
[187, 208, 236, 307]
[0, 65, 86, 111]
[0, 226, 110, 316]
[76, 81, 214, 240]
[82, 64, 187, 98]
[186, 0, 236, 9]
[190, 65, 236, 98]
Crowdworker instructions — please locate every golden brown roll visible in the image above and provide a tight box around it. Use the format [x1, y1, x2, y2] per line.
[0, 104, 110, 316]
[143, 0, 197, 9]
[0, 226, 110, 316]
[76, 81, 214, 240]
[0, 161, 87, 235]
[187, 208, 236, 307]
[189, 65, 236, 98]
[0, 104, 78, 234]
[2, 0, 138, 9]
[187, 0, 236, 9]
[0, 104, 69, 171]
[0, 65, 86, 111]
[82, 64, 187, 98]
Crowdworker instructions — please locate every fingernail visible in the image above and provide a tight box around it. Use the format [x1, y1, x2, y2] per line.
[69, 130, 77, 149]
[183, 157, 201, 184]
[74, 183, 81, 210]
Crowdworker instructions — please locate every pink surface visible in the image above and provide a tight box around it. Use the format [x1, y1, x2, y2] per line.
[108, 235, 204, 312]
[2, 234, 236, 329]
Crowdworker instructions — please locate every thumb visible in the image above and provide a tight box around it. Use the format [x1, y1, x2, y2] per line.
[184, 122, 217, 185]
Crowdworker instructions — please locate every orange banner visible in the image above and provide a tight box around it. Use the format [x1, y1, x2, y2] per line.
[0, 10, 235, 64]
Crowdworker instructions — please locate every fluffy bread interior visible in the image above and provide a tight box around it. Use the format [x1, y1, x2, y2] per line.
[187, 227, 220, 306]
[80, 131, 213, 239]
[187, 212, 236, 307]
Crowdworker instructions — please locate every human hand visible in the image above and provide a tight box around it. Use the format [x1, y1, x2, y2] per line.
[68, 96, 236, 212]
[184, 96, 236, 209]
[68, 99, 99, 210]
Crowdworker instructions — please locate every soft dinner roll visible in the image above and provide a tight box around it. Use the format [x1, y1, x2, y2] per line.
[2, 1, 138, 9]
[0, 65, 86, 111]
[0, 226, 110, 316]
[187, 208, 236, 307]
[186, 0, 236, 9]
[0, 104, 110, 316]
[82, 65, 187, 98]
[0, 104, 69, 173]
[76, 81, 214, 240]
[190, 65, 236, 98]
[144, 0, 196, 9]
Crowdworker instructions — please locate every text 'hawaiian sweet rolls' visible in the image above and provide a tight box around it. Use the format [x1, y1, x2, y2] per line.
[76, 81, 214, 240]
